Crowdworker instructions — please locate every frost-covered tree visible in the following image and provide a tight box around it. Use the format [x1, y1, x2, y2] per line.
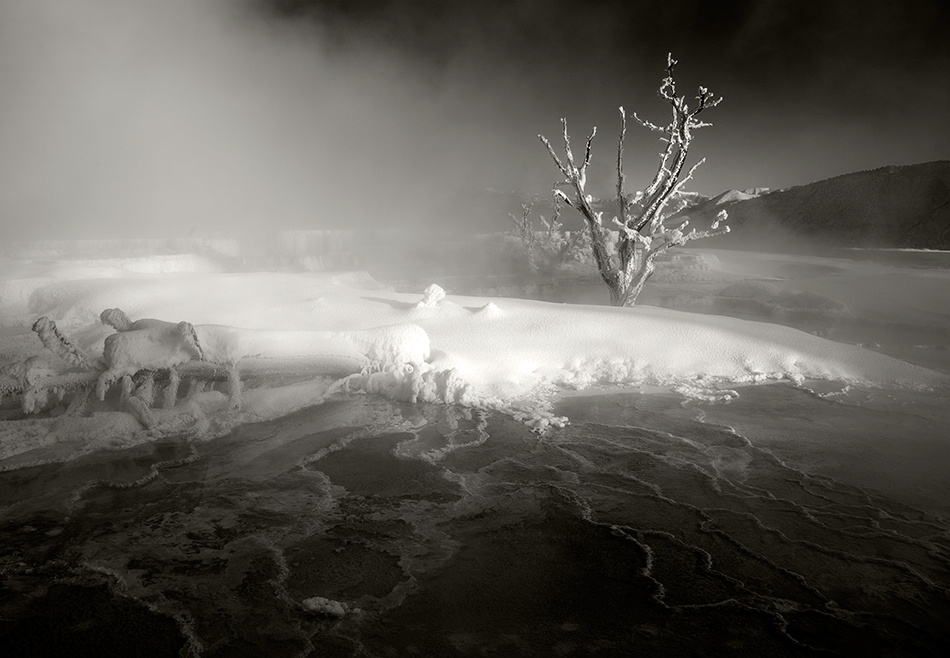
[539, 54, 729, 306]
[508, 195, 591, 275]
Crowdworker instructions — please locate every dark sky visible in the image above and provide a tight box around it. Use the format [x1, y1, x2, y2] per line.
[1, 0, 948, 240]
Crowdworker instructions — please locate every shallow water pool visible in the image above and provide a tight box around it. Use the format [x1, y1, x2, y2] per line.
[1, 380, 947, 656]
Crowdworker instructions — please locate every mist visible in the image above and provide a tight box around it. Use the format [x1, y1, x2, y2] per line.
[0, 0, 566, 241]
[2, 0, 947, 243]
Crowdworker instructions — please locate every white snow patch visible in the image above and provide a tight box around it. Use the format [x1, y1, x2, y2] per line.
[0, 265, 946, 464]
[302, 596, 349, 617]
[416, 283, 446, 308]
[474, 301, 504, 318]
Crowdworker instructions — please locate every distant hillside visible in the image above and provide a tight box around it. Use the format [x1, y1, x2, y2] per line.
[440, 162, 949, 250]
[677, 161, 950, 250]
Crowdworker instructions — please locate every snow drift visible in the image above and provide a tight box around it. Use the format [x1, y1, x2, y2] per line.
[0, 266, 945, 465]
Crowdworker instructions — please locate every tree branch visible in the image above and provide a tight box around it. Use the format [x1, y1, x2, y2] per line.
[538, 133, 570, 179]
[616, 106, 628, 226]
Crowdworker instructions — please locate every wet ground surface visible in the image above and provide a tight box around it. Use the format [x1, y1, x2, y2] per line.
[1, 384, 948, 657]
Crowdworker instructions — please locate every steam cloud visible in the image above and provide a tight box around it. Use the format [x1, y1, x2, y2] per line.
[0, 0, 563, 241]
[1, 0, 947, 242]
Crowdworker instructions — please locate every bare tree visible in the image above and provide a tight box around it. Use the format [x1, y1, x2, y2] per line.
[539, 54, 729, 306]
[508, 194, 590, 275]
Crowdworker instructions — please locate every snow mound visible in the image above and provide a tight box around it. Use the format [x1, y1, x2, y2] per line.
[1, 269, 945, 465]
[474, 301, 504, 318]
[416, 283, 446, 308]
[93, 320, 430, 376]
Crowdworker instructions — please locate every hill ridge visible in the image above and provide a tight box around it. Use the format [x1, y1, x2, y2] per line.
[679, 160, 950, 250]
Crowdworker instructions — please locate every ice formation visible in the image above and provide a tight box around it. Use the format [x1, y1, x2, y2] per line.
[1, 264, 946, 464]
[415, 283, 446, 308]
[302, 597, 349, 617]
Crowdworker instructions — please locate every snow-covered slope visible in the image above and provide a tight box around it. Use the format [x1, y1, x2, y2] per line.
[1, 252, 945, 470]
[705, 188, 769, 206]
[4, 269, 942, 404]
[6, 269, 938, 371]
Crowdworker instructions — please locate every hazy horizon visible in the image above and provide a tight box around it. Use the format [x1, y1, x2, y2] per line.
[2, 0, 948, 241]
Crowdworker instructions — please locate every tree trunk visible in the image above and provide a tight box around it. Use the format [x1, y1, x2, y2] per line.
[607, 249, 656, 307]
[620, 260, 656, 307]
